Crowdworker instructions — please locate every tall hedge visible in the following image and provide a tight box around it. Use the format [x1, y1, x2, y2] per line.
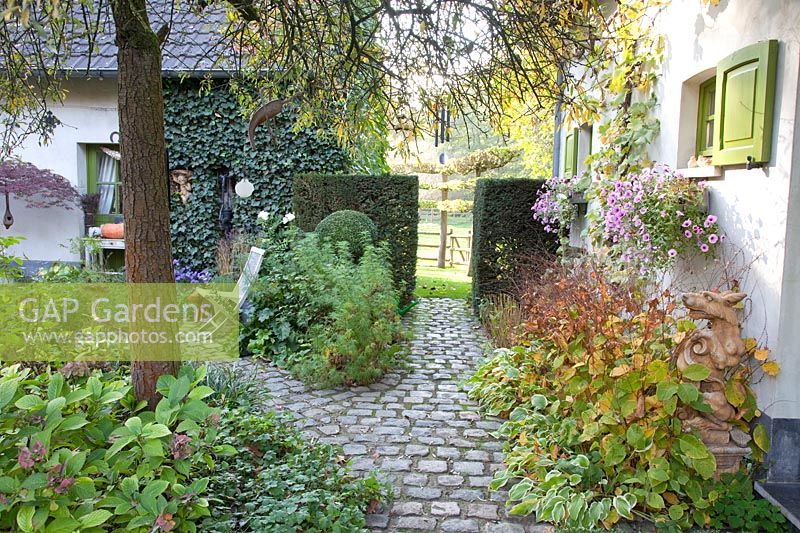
[164, 79, 349, 270]
[471, 178, 558, 310]
[293, 174, 418, 303]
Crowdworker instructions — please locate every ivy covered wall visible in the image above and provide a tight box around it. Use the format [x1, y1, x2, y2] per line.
[164, 79, 349, 270]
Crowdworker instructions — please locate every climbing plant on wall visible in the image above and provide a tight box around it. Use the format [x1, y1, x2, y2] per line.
[164, 79, 349, 271]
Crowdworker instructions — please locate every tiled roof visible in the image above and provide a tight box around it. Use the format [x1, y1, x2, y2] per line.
[63, 0, 236, 76]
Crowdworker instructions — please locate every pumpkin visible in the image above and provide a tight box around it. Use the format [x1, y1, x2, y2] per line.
[100, 223, 124, 239]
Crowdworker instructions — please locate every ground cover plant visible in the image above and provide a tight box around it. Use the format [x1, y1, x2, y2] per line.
[467, 263, 778, 531]
[0, 364, 220, 532]
[244, 215, 405, 387]
[0, 362, 389, 532]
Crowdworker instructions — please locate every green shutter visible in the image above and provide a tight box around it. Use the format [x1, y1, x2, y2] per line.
[712, 40, 778, 166]
[563, 127, 578, 177]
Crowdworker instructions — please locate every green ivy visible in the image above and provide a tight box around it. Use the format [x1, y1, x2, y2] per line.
[164, 80, 349, 271]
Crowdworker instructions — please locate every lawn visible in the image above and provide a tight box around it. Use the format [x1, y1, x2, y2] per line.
[414, 263, 472, 300]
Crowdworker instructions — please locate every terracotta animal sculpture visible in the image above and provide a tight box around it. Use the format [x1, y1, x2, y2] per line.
[673, 290, 747, 445]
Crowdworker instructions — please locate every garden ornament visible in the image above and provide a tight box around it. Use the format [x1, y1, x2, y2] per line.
[3, 190, 13, 229]
[673, 290, 751, 474]
[247, 98, 287, 149]
[170, 169, 192, 204]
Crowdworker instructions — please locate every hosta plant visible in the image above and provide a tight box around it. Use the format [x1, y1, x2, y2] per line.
[0, 364, 230, 532]
[467, 265, 771, 530]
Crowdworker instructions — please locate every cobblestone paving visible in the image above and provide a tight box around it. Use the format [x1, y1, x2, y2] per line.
[236, 298, 551, 533]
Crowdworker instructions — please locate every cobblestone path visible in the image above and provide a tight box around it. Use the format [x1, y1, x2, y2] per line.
[237, 298, 550, 533]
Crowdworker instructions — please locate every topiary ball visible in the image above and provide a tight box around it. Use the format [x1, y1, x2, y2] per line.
[315, 210, 378, 260]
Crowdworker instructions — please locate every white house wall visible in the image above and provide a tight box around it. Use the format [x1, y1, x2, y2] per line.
[11, 78, 119, 263]
[560, 0, 800, 421]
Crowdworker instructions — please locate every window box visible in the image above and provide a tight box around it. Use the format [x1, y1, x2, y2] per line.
[677, 166, 722, 179]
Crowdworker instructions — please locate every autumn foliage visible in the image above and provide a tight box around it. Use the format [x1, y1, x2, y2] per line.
[468, 262, 774, 529]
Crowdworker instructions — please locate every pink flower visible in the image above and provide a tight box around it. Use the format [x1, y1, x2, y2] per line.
[31, 441, 46, 461]
[18, 447, 34, 469]
[682, 219, 692, 228]
[684, 230, 692, 238]
[700, 243, 710, 253]
[708, 234, 719, 244]
[642, 234, 650, 242]
[55, 478, 75, 494]
[154, 513, 176, 532]
[668, 249, 678, 258]
[170, 434, 192, 460]
[705, 214, 717, 227]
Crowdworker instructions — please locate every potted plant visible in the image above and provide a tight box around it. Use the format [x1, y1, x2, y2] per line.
[80, 192, 100, 231]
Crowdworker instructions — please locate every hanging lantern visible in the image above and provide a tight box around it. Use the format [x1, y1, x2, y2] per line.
[3, 191, 13, 230]
[235, 178, 255, 198]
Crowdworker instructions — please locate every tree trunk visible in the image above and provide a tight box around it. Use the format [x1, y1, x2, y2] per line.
[112, 0, 178, 408]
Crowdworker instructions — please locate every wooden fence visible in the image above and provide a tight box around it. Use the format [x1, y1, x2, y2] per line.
[417, 229, 472, 267]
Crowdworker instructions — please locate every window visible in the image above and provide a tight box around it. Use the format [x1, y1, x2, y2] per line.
[86, 144, 122, 223]
[696, 77, 716, 157]
[710, 40, 778, 166]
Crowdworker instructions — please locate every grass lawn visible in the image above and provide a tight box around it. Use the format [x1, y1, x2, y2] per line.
[414, 263, 472, 300]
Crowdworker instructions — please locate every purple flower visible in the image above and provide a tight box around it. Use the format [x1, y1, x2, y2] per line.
[700, 243, 710, 253]
[705, 214, 718, 227]
[708, 234, 719, 244]
[642, 233, 650, 242]
[173, 260, 213, 283]
[693, 225, 704, 235]
[668, 249, 678, 258]
[684, 230, 692, 238]
[18, 447, 34, 469]
[682, 219, 692, 228]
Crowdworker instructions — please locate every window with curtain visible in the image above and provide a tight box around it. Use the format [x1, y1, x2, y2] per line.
[87, 145, 121, 222]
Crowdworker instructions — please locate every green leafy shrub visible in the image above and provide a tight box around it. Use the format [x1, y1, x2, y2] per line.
[244, 231, 405, 387]
[707, 471, 788, 532]
[471, 178, 557, 311]
[293, 173, 418, 303]
[315, 210, 377, 260]
[35, 263, 124, 283]
[0, 235, 24, 281]
[201, 407, 388, 532]
[0, 364, 224, 532]
[164, 79, 349, 272]
[467, 264, 772, 530]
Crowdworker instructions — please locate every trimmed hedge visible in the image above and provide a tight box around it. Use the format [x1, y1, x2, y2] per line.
[316, 210, 378, 260]
[293, 174, 418, 303]
[470, 178, 558, 310]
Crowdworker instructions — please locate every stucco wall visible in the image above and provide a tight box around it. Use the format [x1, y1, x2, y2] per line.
[11, 78, 120, 262]
[559, 0, 800, 419]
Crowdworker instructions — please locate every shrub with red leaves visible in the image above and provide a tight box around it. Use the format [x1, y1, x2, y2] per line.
[0, 160, 80, 209]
